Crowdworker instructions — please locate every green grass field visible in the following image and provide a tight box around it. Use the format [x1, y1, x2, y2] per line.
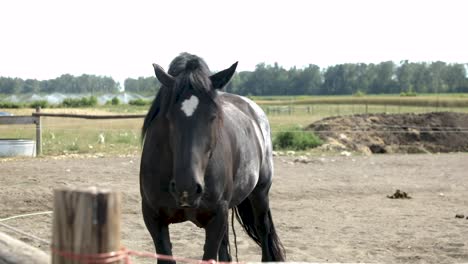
[1, 94, 467, 155]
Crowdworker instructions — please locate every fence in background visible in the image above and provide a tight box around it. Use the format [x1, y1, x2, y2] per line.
[264, 103, 467, 116]
[0, 107, 145, 156]
[1, 103, 467, 156]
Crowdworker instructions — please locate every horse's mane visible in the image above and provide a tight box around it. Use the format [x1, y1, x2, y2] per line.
[141, 53, 215, 142]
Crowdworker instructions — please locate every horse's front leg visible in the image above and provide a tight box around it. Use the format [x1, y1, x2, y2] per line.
[217, 221, 232, 261]
[142, 202, 175, 264]
[202, 202, 229, 261]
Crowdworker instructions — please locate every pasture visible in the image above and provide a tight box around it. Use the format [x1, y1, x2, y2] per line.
[1, 154, 467, 263]
[2, 94, 468, 155]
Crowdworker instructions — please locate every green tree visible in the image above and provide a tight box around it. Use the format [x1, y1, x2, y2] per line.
[396, 60, 414, 93]
[22, 79, 41, 93]
[124, 77, 159, 94]
[372, 61, 397, 94]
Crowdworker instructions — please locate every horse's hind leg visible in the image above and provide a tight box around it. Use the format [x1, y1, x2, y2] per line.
[142, 201, 175, 264]
[249, 178, 286, 261]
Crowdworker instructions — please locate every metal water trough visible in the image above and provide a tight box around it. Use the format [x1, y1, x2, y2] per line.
[0, 139, 36, 157]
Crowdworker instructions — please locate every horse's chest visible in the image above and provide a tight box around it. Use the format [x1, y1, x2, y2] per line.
[162, 208, 215, 228]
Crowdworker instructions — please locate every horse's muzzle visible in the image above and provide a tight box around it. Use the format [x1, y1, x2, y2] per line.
[179, 191, 191, 207]
[170, 180, 204, 208]
[178, 191, 202, 208]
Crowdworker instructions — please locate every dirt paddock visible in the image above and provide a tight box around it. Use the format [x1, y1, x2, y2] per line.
[1, 153, 467, 263]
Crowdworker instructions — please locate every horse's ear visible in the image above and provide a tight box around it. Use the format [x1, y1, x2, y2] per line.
[153, 63, 175, 87]
[210, 62, 238, 90]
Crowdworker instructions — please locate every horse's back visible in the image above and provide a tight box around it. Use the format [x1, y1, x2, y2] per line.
[218, 92, 272, 152]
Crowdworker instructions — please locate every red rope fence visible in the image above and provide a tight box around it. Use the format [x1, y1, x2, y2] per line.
[51, 246, 240, 264]
[1, 211, 245, 264]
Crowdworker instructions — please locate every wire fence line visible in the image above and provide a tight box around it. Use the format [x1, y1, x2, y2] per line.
[0, 211, 53, 245]
[0, 222, 51, 245]
[0, 211, 52, 222]
[4, 122, 468, 134]
[7, 125, 468, 135]
[264, 104, 468, 115]
[272, 130, 468, 134]
[29, 122, 468, 130]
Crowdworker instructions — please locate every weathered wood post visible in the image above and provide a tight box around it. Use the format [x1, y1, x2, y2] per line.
[35, 106, 42, 156]
[0, 231, 49, 264]
[52, 187, 121, 264]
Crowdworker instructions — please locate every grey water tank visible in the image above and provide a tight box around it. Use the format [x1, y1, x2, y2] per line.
[0, 139, 36, 157]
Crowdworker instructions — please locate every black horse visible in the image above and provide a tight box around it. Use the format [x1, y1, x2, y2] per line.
[140, 53, 285, 263]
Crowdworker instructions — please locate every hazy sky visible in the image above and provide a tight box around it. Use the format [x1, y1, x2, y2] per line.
[1, 0, 467, 85]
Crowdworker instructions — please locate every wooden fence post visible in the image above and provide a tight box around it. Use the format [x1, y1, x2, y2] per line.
[35, 107, 42, 156]
[52, 187, 121, 264]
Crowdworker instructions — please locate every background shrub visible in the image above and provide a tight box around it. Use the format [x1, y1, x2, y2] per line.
[29, 100, 49, 108]
[273, 130, 322, 150]
[129, 98, 151, 106]
[61, 96, 98, 107]
[106, 97, 120, 105]
[0, 102, 23, 108]
[353, 90, 366, 97]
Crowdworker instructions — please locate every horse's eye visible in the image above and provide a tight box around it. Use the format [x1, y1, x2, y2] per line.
[209, 115, 217, 122]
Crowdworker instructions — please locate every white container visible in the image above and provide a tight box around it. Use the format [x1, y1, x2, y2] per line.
[0, 139, 36, 157]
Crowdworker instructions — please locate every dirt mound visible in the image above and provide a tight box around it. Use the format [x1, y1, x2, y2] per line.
[306, 112, 468, 154]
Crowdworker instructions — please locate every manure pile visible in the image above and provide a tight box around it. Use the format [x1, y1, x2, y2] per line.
[307, 112, 468, 154]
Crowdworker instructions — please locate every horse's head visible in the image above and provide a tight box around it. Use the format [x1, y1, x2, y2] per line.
[152, 55, 237, 208]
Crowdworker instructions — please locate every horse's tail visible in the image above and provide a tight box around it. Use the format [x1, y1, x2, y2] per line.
[265, 209, 286, 261]
[233, 198, 286, 261]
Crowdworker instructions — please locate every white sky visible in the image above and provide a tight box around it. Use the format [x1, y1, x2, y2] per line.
[1, 0, 467, 85]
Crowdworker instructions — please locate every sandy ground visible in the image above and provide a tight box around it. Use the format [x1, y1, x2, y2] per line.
[1, 153, 468, 263]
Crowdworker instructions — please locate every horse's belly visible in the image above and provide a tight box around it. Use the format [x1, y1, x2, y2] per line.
[230, 159, 260, 206]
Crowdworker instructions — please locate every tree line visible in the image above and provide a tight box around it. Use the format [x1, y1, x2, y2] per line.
[1, 61, 467, 95]
[226, 61, 468, 95]
[0, 74, 120, 94]
[125, 61, 468, 95]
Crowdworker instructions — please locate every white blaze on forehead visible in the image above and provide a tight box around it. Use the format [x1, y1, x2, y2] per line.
[181, 95, 199, 117]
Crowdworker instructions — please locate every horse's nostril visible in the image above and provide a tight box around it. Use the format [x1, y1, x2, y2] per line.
[169, 180, 176, 193]
[196, 183, 203, 194]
